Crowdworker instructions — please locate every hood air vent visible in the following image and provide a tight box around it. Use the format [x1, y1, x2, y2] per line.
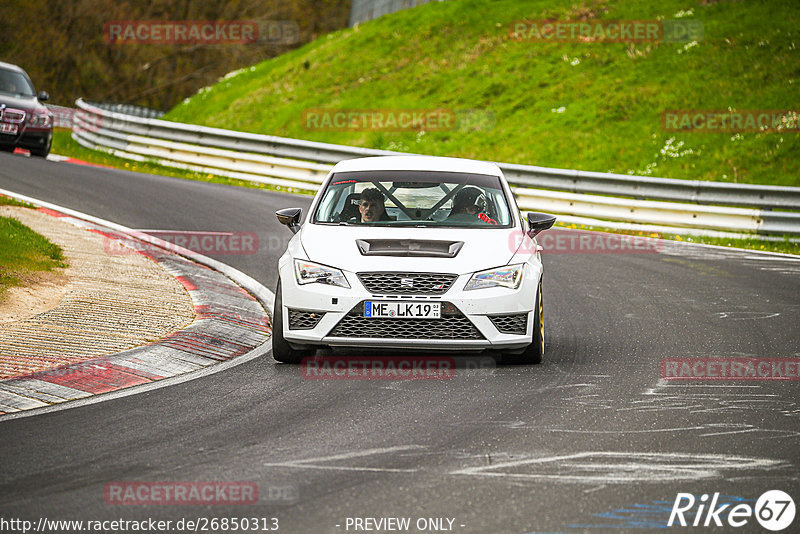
[356, 239, 464, 258]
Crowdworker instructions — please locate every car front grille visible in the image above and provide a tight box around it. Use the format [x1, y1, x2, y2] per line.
[357, 272, 458, 295]
[288, 309, 326, 330]
[328, 301, 483, 340]
[488, 313, 528, 335]
[1, 108, 26, 124]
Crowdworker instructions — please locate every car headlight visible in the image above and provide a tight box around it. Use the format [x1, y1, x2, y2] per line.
[29, 112, 53, 128]
[464, 264, 524, 291]
[294, 259, 350, 288]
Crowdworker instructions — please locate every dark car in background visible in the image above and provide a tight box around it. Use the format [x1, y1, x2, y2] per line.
[0, 61, 53, 157]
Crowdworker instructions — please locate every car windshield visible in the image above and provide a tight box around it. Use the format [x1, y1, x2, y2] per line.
[0, 69, 35, 97]
[313, 170, 514, 227]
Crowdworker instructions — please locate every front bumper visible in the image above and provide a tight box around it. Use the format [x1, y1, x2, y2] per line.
[278, 262, 540, 350]
[17, 130, 51, 151]
[0, 127, 51, 150]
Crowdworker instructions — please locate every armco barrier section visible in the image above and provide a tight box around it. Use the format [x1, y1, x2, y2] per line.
[71, 99, 800, 237]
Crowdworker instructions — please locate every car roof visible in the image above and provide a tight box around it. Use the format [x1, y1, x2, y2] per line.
[0, 61, 26, 74]
[330, 155, 503, 177]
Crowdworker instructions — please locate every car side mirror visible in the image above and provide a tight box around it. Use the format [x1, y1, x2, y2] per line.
[526, 212, 557, 237]
[276, 207, 302, 234]
[37, 91, 49, 102]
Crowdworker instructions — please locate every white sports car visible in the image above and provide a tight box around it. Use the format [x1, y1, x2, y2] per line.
[273, 155, 556, 364]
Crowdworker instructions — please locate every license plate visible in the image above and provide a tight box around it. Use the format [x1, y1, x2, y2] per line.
[365, 301, 441, 319]
[0, 123, 18, 135]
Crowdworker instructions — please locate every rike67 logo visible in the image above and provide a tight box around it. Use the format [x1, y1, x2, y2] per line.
[668, 490, 795, 531]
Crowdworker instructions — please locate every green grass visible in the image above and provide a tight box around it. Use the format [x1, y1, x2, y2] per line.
[0, 213, 68, 301]
[0, 195, 34, 209]
[163, 0, 799, 187]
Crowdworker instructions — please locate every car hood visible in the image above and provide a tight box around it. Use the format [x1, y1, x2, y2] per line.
[298, 224, 521, 274]
[0, 93, 44, 113]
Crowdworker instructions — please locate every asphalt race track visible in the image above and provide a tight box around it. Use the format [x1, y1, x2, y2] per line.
[1, 152, 799, 533]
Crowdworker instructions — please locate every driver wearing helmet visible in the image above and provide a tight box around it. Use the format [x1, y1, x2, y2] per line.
[447, 186, 497, 225]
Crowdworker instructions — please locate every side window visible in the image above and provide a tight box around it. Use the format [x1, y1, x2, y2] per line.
[487, 189, 509, 225]
[332, 186, 349, 216]
[318, 184, 353, 221]
[317, 188, 339, 221]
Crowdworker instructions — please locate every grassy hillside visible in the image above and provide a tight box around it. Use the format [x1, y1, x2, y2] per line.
[165, 0, 799, 187]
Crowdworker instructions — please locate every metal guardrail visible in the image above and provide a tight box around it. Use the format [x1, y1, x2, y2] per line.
[75, 102, 800, 211]
[88, 101, 165, 119]
[499, 163, 800, 211]
[72, 98, 800, 237]
[47, 102, 164, 129]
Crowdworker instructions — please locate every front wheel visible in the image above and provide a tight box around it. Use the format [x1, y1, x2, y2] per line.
[30, 135, 52, 158]
[504, 280, 544, 365]
[271, 280, 314, 364]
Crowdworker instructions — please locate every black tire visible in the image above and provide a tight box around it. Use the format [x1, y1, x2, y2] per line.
[0, 145, 15, 153]
[271, 280, 314, 364]
[504, 280, 544, 365]
[30, 135, 52, 158]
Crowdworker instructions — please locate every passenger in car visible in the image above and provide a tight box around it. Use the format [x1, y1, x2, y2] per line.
[447, 186, 497, 225]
